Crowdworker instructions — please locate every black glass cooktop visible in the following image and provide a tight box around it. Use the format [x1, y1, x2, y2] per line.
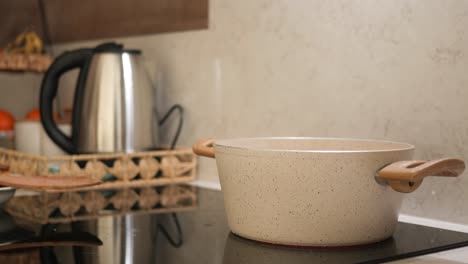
[0, 186, 468, 264]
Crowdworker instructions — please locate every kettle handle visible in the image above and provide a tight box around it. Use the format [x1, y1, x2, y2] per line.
[40, 49, 92, 154]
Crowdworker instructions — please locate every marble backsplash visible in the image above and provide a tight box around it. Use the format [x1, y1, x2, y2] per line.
[3, 0, 468, 225]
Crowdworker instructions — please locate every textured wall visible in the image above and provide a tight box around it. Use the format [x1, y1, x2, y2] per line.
[0, 73, 42, 118]
[6, 0, 468, 224]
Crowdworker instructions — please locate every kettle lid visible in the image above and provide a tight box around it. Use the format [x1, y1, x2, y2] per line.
[93, 42, 141, 54]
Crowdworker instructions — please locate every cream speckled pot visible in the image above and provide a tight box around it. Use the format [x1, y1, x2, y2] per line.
[193, 137, 465, 247]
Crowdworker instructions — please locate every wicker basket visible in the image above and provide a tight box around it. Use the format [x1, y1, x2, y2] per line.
[5, 185, 196, 224]
[0, 54, 52, 73]
[0, 148, 197, 192]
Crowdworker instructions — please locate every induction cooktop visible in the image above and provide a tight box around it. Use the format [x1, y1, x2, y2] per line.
[0, 186, 467, 264]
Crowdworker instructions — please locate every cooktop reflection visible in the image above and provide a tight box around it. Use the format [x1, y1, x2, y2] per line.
[0, 185, 468, 264]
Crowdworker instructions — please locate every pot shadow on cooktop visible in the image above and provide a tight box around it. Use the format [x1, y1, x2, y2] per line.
[222, 222, 468, 264]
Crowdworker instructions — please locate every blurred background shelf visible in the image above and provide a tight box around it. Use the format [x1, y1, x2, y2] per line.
[0, 53, 52, 73]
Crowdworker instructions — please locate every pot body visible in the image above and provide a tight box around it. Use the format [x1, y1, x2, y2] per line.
[213, 137, 414, 246]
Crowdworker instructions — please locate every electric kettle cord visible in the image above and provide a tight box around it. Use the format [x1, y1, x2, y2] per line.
[157, 104, 185, 248]
[156, 213, 183, 248]
[158, 104, 184, 150]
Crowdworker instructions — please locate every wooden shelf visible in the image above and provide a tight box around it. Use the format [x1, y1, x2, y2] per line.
[0, 54, 52, 73]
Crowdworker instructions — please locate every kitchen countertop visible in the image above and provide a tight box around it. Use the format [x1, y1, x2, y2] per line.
[1, 184, 468, 263]
[390, 247, 468, 264]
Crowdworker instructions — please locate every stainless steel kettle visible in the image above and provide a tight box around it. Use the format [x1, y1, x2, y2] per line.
[40, 42, 182, 154]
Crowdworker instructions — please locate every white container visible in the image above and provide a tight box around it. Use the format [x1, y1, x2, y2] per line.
[15, 120, 71, 156]
[15, 121, 41, 155]
[193, 137, 465, 247]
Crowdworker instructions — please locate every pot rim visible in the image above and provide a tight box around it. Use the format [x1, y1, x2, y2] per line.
[214, 137, 415, 154]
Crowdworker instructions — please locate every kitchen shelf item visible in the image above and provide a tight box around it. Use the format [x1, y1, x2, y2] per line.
[0, 54, 52, 73]
[40, 42, 183, 155]
[0, 174, 101, 190]
[193, 137, 465, 247]
[5, 185, 196, 224]
[15, 119, 71, 156]
[0, 147, 196, 192]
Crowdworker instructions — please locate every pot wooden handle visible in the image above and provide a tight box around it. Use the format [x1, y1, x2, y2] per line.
[377, 158, 465, 193]
[192, 138, 216, 158]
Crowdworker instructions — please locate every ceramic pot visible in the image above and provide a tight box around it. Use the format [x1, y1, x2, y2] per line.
[193, 137, 465, 247]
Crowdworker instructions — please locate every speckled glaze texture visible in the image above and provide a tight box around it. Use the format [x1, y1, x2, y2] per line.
[214, 138, 414, 246]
